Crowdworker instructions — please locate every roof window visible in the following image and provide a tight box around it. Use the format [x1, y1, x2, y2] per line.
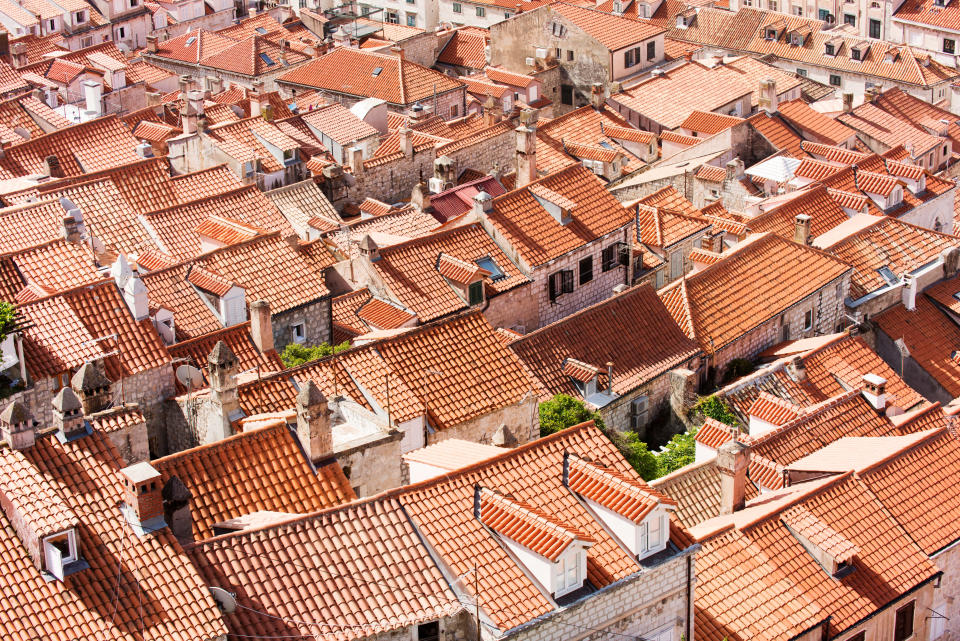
[255, 26, 268, 33]
[877, 265, 898, 286]
[186, 36, 196, 46]
[475, 256, 505, 281]
[259, 53, 275, 66]
[372, 66, 383, 77]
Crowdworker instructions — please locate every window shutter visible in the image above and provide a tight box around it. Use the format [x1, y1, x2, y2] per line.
[549, 271, 559, 301]
[618, 242, 630, 266]
[561, 269, 574, 293]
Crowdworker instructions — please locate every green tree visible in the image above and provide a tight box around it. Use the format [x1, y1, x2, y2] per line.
[280, 340, 351, 368]
[0, 302, 15, 344]
[538, 394, 658, 480]
[655, 429, 696, 477]
[694, 394, 739, 426]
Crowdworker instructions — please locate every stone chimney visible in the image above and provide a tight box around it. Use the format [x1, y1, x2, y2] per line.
[391, 44, 404, 60]
[606, 361, 614, 394]
[862, 374, 887, 411]
[515, 121, 537, 188]
[296, 380, 333, 464]
[590, 82, 605, 110]
[44, 155, 64, 178]
[793, 214, 811, 245]
[842, 91, 854, 114]
[207, 340, 240, 440]
[358, 234, 380, 262]
[902, 273, 917, 311]
[411, 181, 431, 212]
[9, 42, 26, 68]
[399, 127, 413, 158]
[348, 146, 363, 175]
[52, 387, 86, 441]
[758, 78, 778, 114]
[717, 437, 750, 514]
[146, 34, 158, 53]
[162, 476, 193, 543]
[62, 216, 82, 243]
[249, 300, 274, 353]
[120, 462, 164, 527]
[472, 190, 494, 217]
[0, 400, 34, 450]
[71, 362, 111, 414]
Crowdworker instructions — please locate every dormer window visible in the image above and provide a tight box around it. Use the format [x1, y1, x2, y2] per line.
[765, 28, 777, 40]
[529, 183, 575, 225]
[825, 43, 835, 56]
[437, 253, 491, 306]
[851, 48, 861, 60]
[562, 358, 603, 398]
[43, 529, 81, 580]
[782, 505, 857, 578]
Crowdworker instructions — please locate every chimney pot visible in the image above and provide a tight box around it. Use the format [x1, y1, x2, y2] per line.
[794, 214, 811, 245]
[249, 300, 274, 353]
[862, 374, 887, 411]
[146, 34, 158, 53]
[0, 401, 35, 450]
[606, 361, 613, 394]
[71, 362, 112, 415]
[296, 380, 333, 464]
[120, 462, 165, 526]
[399, 127, 413, 158]
[472, 191, 494, 217]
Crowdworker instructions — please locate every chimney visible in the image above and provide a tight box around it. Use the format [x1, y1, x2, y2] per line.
[120, 462, 165, 528]
[862, 374, 887, 411]
[44, 155, 63, 179]
[249, 300, 274, 353]
[758, 78, 778, 114]
[123, 271, 149, 321]
[62, 216, 82, 243]
[399, 127, 413, 158]
[52, 387, 86, 441]
[9, 42, 26, 68]
[785, 355, 806, 382]
[135, 141, 154, 158]
[391, 44, 404, 60]
[296, 380, 333, 464]
[348, 146, 363, 174]
[178, 74, 190, 97]
[146, 34, 158, 53]
[794, 214, 811, 245]
[71, 362, 112, 414]
[472, 190, 494, 217]
[411, 181, 431, 212]
[207, 341, 240, 440]
[208, 76, 223, 95]
[162, 476, 193, 543]
[590, 82, 605, 110]
[0, 400, 35, 450]
[717, 437, 750, 514]
[358, 234, 380, 261]
[902, 273, 917, 311]
[842, 91, 854, 114]
[515, 123, 537, 188]
[606, 361, 613, 394]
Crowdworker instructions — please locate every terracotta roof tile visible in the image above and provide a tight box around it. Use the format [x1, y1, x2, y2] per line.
[356, 296, 415, 329]
[635, 203, 710, 248]
[567, 453, 676, 522]
[748, 111, 805, 158]
[679, 110, 744, 135]
[152, 28, 236, 64]
[776, 99, 855, 145]
[652, 454, 759, 526]
[140, 263, 223, 340]
[696, 164, 727, 182]
[550, 2, 665, 50]
[659, 233, 850, 353]
[331, 287, 371, 336]
[154, 421, 354, 540]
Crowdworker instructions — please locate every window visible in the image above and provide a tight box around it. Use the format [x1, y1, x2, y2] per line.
[669, 249, 682, 279]
[450, 104, 458, 117]
[468, 281, 483, 305]
[386, 11, 399, 23]
[561, 84, 574, 105]
[476, 5, 485, 15]
[548, 269, 574, 301]
[579, 256, 593, 284]
[406, 13, 416, 25]
[647, 40, 656, 60]
[476, 256, 505, 280]
[74, 10, 84, 21]
[417, 622, 440, 641]
[453, 2, 461, 11]
[47, 18, 55, 30]
[129, 0, 138, 6]
[118, 26, 126, 38]
[843, 13, 855, 25]
[566, 49, 573, 61]
[504, 10, 511, 17]
[894, 601, 914, 641]
[602, 245, 617, 271]
[793, 5, 803, 14]
[624, 48, 635, 67]
[768, 0, 777, 10]
[819, 8, 830, 19]
[43, 530, 79, 580]
[869, 18, 881, 38]
[825, 43, 835, 55]
[847, 632, 865, 641]
[851, 47, 862, 61]
[292, 323, 306, 344]
[945, 38, 955, 54]
[630, 396, 648, 429]
[829, 74, 841, 86]
[554, 552, 581, 596]
[803, 310, 813, 330]
[81, 36, 92, 47]
[929, 602, 946, 640]
[797, 68, 807, 76]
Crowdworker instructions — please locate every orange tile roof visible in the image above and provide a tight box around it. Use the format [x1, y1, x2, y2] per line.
[689, 246, 723, 266]
[652, 454, 760, 527]
[748, 110, 805, 158]
[679, 110, 744, 135]
[356, 296, 415, 329]
[635, 203, 710, 248]
[486, 164, 635, 266]
[167, 321, 283, 389]
[793, 157, 845, 182]
[747, 184, 850, 241]
[550, 2, 665, 49]
[140, 263, 223, 340]
[747, 390, 801, 425]
[203, 34, 311, 76]
[776, 98, 855, 145]
[839, 101, 944, 158]
[300, 102, 379, 146]
[5, 238, 102, 296]
[278, 47, 465, 106]
[696, 164, 727, 182]
[154, 421, 354, 540]
[567, 453, 676, 522]
[639, 184, 700, 215]
[326, 208, 439, 258]
[0, 428, 227, 641]
[658, 233, 851, 354]
[535, 104, 650, 171]
[511, 284, 699, 397]
[330, 287, 371, 337]
[484, 66, 536, 88]
[873, 87, 960, 153]
[132, 119, 181, 142]
[151, 28, 236, 63]
[17, 279, 170, 380]
[660, 130, 700, 146]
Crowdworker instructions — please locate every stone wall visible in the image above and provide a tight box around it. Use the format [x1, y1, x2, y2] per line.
[110, 364, 177, 458]
[832, 581, 937, 641]
[502, 550, 694, 641]
[429, 392, 539, 447]
[273, 297, 333, 352]
[336, 429, 404, 497]
[482, 281, 539, 334]
[873, 326, 953, 405]
[599, 369, 681, 445]
[100, 405, 151, 465]
[711, 272, 850, 379]
[932, 543, 960, 641]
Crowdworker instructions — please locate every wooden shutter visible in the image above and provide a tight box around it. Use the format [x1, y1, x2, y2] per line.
[561, 269, 574, 294]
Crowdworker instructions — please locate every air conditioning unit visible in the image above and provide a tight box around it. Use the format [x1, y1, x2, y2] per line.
[535, 48, 547, 58]
[525, 56, 535, 66]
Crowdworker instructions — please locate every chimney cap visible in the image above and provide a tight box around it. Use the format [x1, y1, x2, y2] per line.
[358, 234, 378, 252]
[474, 190, 493, 202]
[53, 387, 82, 413]
[0, 400, 29, 424]
[120, 461, 161, 485]
[208, 340, 238, 367]
[71, 362, 110, 392]
[863, 373, 886, 387]
[718, 437, 748, 456]
[297, 380, 327, 407]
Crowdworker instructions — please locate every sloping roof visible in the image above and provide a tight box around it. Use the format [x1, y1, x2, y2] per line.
[278, 47, 465, 106]
[550, 2, 665, 50]
[652, 455, 760, 526]
[511, 284, 699, 398]
[202, 34, 311, 76]
[680, 110, 744, 135]
[436, 26, 489, 69]
[0, 428, 227, 641]
[300, 102, 379, 145]
[658, 233, 851, 354]
[748, 110, 805, 158]
[153, 422, 355, 540]
[485, 164, 635, 266]
[635, 203, 710, 248]
[151, 28, 236, 64]
[747, 184, 849, 241]
[838, 100, 945, 156]
[776, 99, 855, 145]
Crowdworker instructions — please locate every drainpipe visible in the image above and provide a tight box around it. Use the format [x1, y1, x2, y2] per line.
[686, 555, 693, 641]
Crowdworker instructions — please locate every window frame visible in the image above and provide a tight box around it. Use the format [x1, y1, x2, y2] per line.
[894, 600, 915, 641]
[945, 38, 956, 54]
[468, 281, 483, 306]
[560, 84, 574, 106]
[803, 309, 813, 330]
[869, 18, 881, 38]
[452, 2, 461, 11]
[829, 74, 842, 87]
[476, 5, 485, 16]
[579, 255, 593, 285]
[646, 40, 656, 60]
[292, 322, 306, 344]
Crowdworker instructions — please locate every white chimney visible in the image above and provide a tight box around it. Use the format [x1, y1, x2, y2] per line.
[219, 288, 247, 327]
[81, 80, 102, 118]
[472, 191, 494, 216]
[902, 273, 917, 311]
[124, 273, 149, 321]
[111, 254, 133, 289]
[862, 374, 887, 410]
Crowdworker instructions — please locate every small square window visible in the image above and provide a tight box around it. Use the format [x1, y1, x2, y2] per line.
[945, 38, 955, 54]
[829, 74, 842, 87]
[561, 84, 574, 106]
[476, 6, 485, 16]
[292, 323, 306, 344]
[803, 310, 813, 330]
[796, 68, 807, 76]
[647, 40, 656, 60]
[452, 2, 461, 11]
[843, 13, 855, 25]
[894, 601, 914, 641]
[566, 49, 573, 61]
[468, 281, 483, 305]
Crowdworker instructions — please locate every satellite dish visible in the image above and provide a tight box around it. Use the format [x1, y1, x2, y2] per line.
[208, 586, 237, 613]
[176, 364, 204, 390]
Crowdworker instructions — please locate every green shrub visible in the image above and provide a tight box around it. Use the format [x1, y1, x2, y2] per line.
[539, 394, 605, 436]
[655, 429, 696, 477]
[693, 394, 739, 426]
[723, 358, 755, 383]
[280, 341, 351, 367]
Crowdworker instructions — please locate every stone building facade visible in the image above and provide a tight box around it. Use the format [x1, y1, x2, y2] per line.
[272, 296, 333, 352]
[428, 391, 539, 449]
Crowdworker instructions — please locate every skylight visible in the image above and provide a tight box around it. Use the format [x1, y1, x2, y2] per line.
[259, 53, 275, 66]
[255, 26, 267, 34]
[476, 256, 505, 281]
[372, 67, 383, 77]
[877, 266, 898, 286]
[185, 36, 197, 46]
